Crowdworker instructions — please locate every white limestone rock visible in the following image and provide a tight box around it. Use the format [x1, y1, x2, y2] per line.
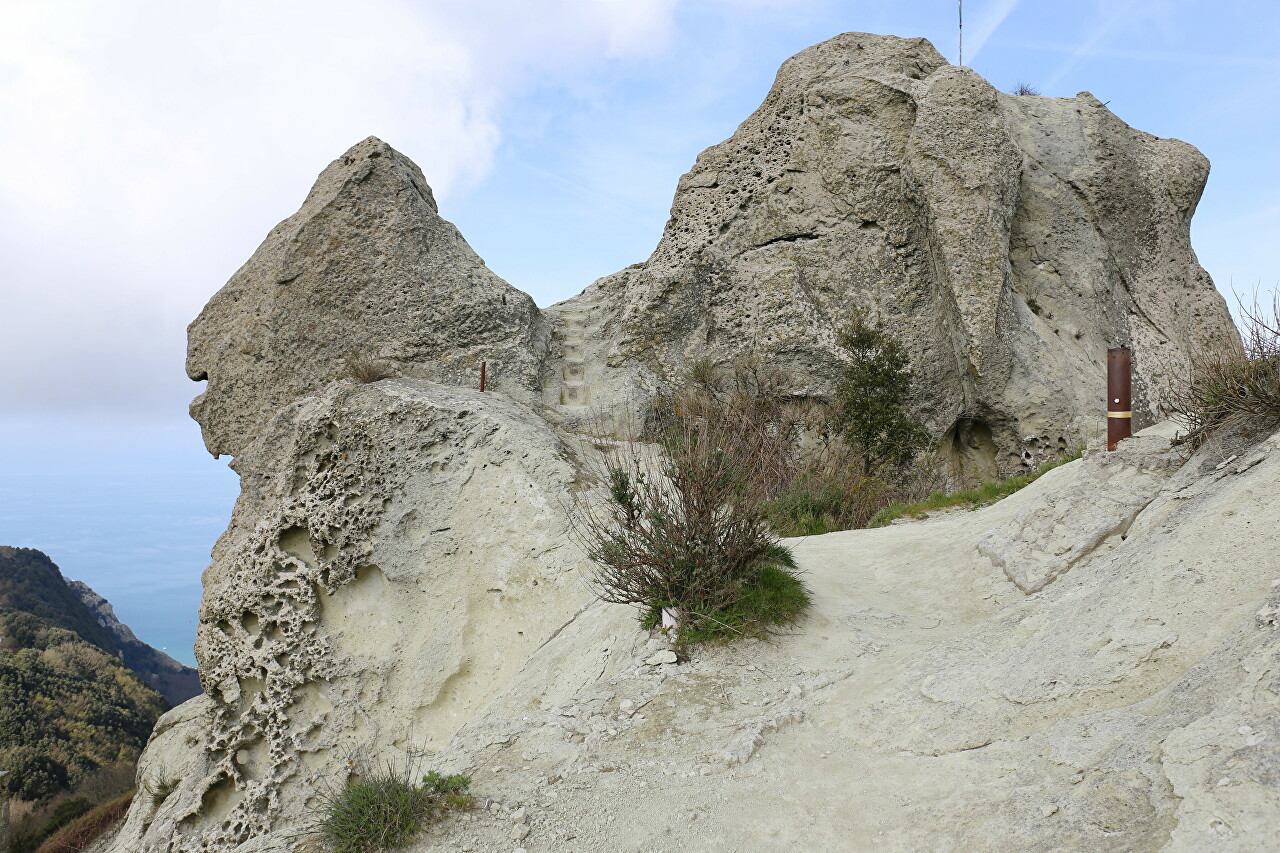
[107, 380, 604, 852]
[977, 434, 1183, 592]
[186, 137, 546, 457]
[553, 32, 1237, 475]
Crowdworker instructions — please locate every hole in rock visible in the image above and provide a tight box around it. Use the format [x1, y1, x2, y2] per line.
[943, 417, 1000, 483]
[278, 526, 316, 567]
[193, 775, 241, 826]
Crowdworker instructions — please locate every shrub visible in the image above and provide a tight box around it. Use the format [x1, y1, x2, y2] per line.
[32, 792, 133, 853]
[574, 363, 810, 645]
[315, 764, 473, 853]
[343, 351, 397, 384]
[639, 558, 810, 645]
[762, 469, 894, 536]
[1171, 298, 1280, 448]
[830, 317, 931, 475]
[1011, 81, 1042, 95]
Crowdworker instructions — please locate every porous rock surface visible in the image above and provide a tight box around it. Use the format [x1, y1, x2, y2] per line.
[557, 32, 1237, 474]
[186, 137, 546, 457]
[108, 379, 599, 851]
[183, 34, 1238, 475]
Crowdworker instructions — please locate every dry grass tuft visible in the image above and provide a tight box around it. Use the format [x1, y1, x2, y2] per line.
[1172, 298, 1280, 448]
[311, 761, 473, 853]
[343, 351, 398, 384]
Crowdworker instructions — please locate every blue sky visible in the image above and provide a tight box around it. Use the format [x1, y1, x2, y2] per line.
[2, 0, 1277, 664]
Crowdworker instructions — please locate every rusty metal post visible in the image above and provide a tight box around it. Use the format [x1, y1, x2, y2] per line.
[1107, 346, 1132, 451]
[480, 361, 487, 393]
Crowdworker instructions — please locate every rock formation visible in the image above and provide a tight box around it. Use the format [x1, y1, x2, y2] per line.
[183, 34, 1237, 475]
[558, 33, 1237, 474]
[69, 579, 202, 706]
[186, 137, 546, 457]
[106, 30, 1276, 853]
[111, 417, 1280, 852]
[107, 380, 599, 851]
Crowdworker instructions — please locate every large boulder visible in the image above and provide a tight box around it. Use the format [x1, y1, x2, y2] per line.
[186, 137, 546, 457]
[547, 32, 1238, 475]
[109, 379, 605, 852]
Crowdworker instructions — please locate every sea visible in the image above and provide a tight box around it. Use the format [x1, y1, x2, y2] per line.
[0, 417, 238, 667]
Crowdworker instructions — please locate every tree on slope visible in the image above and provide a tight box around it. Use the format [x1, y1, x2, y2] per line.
[831, 316, 931, 475]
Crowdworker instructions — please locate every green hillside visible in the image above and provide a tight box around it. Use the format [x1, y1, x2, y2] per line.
[0, 547, 117, 654]
[0, 547, 171, 852]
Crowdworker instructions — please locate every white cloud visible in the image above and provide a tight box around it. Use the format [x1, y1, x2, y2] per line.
[0, 0, 684, 417]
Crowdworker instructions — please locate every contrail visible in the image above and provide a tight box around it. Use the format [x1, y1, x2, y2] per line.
[963, 0, 1023, 65]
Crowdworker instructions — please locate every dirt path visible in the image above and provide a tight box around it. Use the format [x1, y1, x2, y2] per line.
[415, 491, 1036, 853]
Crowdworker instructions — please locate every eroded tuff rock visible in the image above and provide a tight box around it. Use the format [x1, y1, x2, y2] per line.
[553, 32, 1237, 474]
[113, 420, 1280, 852]
[185, 33, 1237, 475]
[110, 379, 599, 852]
[187, 137, 545, 457]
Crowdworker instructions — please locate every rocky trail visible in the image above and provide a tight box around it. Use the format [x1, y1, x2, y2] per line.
[546, 306, 594, 410]
[394, 426, 1280, 853]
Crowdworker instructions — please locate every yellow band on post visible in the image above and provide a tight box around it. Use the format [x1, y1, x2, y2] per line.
[1107, 411, 1132, 418]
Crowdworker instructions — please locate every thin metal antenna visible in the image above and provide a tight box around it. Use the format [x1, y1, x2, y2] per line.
[958, 0, 964, 66]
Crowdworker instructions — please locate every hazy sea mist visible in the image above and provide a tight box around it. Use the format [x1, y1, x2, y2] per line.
[0, 417, 238, 667]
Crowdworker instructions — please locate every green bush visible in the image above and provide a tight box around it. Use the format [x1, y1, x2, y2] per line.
[763, 469, 895, 537]
[830, 316, 931, 474]
[38, 798, 93, 837]
[315, 766, 473, 853]
[32, 791, 134, 853]
[639, 552, 810, 646]
[576, 362, 811, 646]
[0, 618, 166, 802]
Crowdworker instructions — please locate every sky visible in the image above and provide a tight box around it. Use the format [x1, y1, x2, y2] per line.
[2, 0, 1277, 665]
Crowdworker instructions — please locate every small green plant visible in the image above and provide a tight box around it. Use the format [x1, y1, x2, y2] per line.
[315, 764, 473, 853]
[830, 316, 931, 475]
[867, 449, 1082, 527]
[140, 766, 177, 809]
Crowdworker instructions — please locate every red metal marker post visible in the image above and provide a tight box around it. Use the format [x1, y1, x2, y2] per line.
[480, 361, 487, 393]
[1107, 346, 1132, 451]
